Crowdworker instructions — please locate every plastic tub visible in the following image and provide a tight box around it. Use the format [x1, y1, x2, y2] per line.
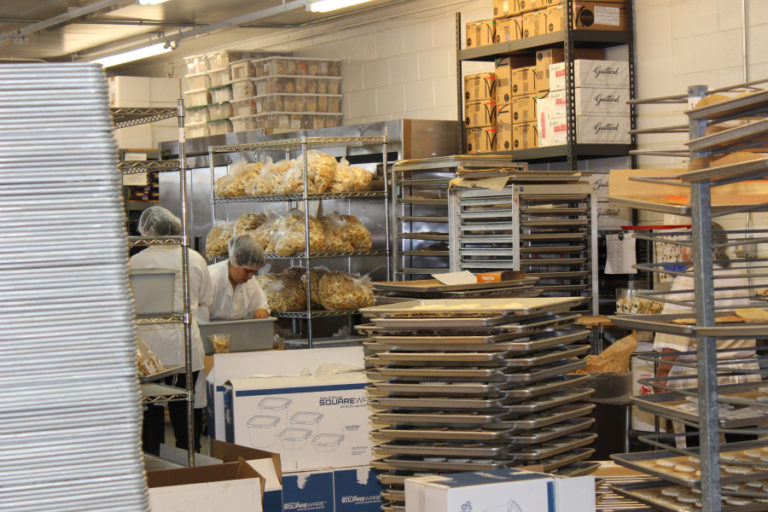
[184, 72, 209, 90]
[317, 77, 342, 95]
[279, 428, 313, 450]
[207, 68, 231, 87]
[253, 112, 342, 131]
[317, 95, 342, 113]
[231, 115, 259, 133]
[207, 102, 233, 120]
[231, 79, 257, 100]
[183, 88, 209, 107]
[207, 118, 232, 135]
[289, 411, 323, 434]
[185, 106, 209, 125]
[312, 433, 344, 452]
[246, 415, 280, 448]
[254, 94, 341, 113]
[253, 57, 341, 77]
[185, 122, 209, 139]
[230, 59, 257, 80]
[184, 55, 208, 75]
[198, 317, 276, 354]
[208, 50, 259, 70]
[129, 268, 175, 315]
[209, 85, 233, 103]
[231, 97, 258, 117]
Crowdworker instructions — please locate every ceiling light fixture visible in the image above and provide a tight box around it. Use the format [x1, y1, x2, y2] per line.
[91, 42, 171, 68]
[307, 0, 376, 13]
[137, 0, 171, 5]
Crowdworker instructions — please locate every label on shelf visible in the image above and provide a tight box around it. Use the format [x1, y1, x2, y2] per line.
[572, 1, 628, 31]
[594, 5, 621, 26]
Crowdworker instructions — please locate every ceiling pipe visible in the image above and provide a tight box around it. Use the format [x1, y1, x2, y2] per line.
[0, 0, 133, 45]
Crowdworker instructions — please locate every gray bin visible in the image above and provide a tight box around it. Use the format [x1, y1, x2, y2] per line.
[129, 268, 176, 315]
[198, 317, 277, 354]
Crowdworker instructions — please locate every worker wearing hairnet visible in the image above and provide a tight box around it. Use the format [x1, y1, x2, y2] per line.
[205, 232, 269, 320]
[128, 206, 211, 454]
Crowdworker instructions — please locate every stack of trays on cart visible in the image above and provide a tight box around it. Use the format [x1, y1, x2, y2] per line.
[371, 273, 542, 305]
[358, 297, 599, 512]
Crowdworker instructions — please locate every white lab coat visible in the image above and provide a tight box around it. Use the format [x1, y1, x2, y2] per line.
[129, 246, 211, 374]
[206, 259, 269, 320]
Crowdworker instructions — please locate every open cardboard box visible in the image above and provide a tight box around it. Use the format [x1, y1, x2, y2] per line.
[147, 458, 264, 512]
[608, 168, 768, 208]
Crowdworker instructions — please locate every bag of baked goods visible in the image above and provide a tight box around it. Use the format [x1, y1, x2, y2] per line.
[331, 158, 373, 193]
[136, 335, 163, 377]
[215, 160, 264, 197]
[278, 150, 337, 194]
[573, 331, 638, 374]
[319, 213, 355, 252]
[251, 212, 280, 252]
[247, 158, 293, 196]
[269, 209, 326, 256]
[254, 273, 307, 311]
[214, 173, 238, 197]
[205, 222, 234, 260]
[233, 212, 268, 236]
[306, 267, 330, 307]
[317, 270, 376, 310]
[342, 214, 372, 250]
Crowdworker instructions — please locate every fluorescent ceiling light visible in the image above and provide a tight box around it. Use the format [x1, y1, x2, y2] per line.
[308, 0, 375, 13]
[91, 42, 171, 68]
[137, 0, 170, 5]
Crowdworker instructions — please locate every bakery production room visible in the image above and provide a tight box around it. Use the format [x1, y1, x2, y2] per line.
[3, 1, 768, 511]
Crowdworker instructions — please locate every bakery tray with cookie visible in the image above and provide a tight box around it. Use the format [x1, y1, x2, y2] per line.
[611, 478, 768, 512]
[612, 440, 768, 488]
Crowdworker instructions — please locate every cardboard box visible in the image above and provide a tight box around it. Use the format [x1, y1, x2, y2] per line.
[573, 0, 628, 31]
[405, 469, 595, 512]
[476, 270, 524, 282]
[224, 372, 371, 472]
[495, 55, 536, 103]
[495, 16, 523, 43]
[512, 94, 538, 123]
[547, 4, 565, 32]
[544, 87, 631, 115]
[522, 9, 547, 38]
[493, 0, 514, 18]
[282, 470, 335, 512]
[334, 466, 384, 512]
[465, 19, 496, 48]
[550, 59, 630, 90]
[281, 466, 383, 512]
[464, 73, 496, 102]
[534, 48, 606, 93]
[513, 122, 539, 150]
[512, 65, 538, 97]
[496, 102, 513, 151]
[206, 347, 364, 441]
[516, 0, 548, 13]
[538, 102, 630, 145]
[466, 127, 497, 153]
[147, 459, 264, 512]
[464, 100, 497, 128]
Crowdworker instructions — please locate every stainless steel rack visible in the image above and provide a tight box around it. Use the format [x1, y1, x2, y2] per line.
[111, 107, 177, 129]
[448, 182, 598, 314]
[392, 155, 527, 280]
[207, 135, 391, 347]
[608, 84, 768, 512]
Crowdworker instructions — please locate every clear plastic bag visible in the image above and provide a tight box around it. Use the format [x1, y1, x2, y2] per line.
[136, 335, 164, 377]
[279, 150, 337, 194]
[215, 160, 264, 197]
[318, 212, 372, 251]
[254, 273, 307, 311]
[331, 158, 373, 193]
[205, 222, 234, 260]
[251, 212, 280, 251]
[233, 212, 268, 236]
[317, 271, 375, 310]
[248, 157, 293, 196]
[268, 209, 326, 256]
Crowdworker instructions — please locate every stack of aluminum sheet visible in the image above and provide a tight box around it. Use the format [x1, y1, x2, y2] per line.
[359, 297, 598, 512]
[0, 64, 147, 511]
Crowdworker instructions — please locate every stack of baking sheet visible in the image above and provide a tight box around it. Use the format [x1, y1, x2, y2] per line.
[358, 297, 598, 511]
[372, 275, 541, 304]
[0, 64, 146, 511]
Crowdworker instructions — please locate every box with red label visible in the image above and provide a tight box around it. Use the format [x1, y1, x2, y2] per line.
[496, 103, 513, 151]
[538, 99, 630, 145]
[466, 127, 497, 153]
[464, 100, 498, 128]
[511, 66, 538, 97]
[513, 122, 539, 150]
[495, 55, 536, 103]
[512, 94, 538, 124]
[549, 59, 629, 91]
[466, 19, 496, 48]
[495, 16, 523, 43]
[522, 9, 546, 38]
[464, 73, 496, 102]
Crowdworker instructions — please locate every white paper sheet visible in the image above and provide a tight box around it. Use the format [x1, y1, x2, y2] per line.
[605, 233, 637, 274]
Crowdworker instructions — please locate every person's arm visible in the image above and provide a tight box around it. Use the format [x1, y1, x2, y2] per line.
[253, 308, 269, 319]
[248, 279, 270, 319]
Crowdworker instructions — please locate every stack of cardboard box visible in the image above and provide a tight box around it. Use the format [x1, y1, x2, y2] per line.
[464, 72, 498, 153]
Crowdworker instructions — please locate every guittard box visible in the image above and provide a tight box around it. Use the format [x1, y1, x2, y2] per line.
[549, 58, 630, 90]
[464, 73, 496, 102]
[534, 48, 606, 93]
[513, 122, 539, 150]
[466, 19, 496, 48]
[544, 87, 631, 115]
[511, 66, 538, 96]
[512, 94, 538, 123]
[466, 127, 497, 153]
[538, 100, 630, 146]
[464, 100, 498, 127]
[495, 16, 523, 43]
[522, 9, 547, 37]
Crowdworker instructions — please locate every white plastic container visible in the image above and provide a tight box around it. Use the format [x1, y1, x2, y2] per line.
[231, 115, 259, 133]
[198, 317, 276, 354]
[183, 88, 209, 107]
[209, 85, 233, 103]
[184, 72, 209, 91]
[185, 122, 209, 139]
[230, 59, 257, 80]
[207, 118, 232, 135]
[184, 55, 208, 75]
[253, 57, 341, 77]
[253, 112, 342, 131]
[129, 269, 175, 315]
[255, 94, 340, 114]
[185, 106, 209, 125]
[231, 97, 258, 117]
[231, 78, 257, 100]
[312, 433, 344, 452]
[246, 415, 280, 448]
[207, 67, 231, 87]
[279, 428, 313, 450]
[207, 102, 233, 120]
[289, 412, 323, 434]
[254, 75, 342, 96]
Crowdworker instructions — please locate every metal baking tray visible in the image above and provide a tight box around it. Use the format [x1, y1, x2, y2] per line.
[507, 417, 596, 446]
[521, 233, 586, 241]
[508, 433, 597, 462]
[360, 297, 584, 318]
[612, 440, 768, 488]
[369, 395, 511, 410]
[440, 287, 541, 299]
[522, 207, 588, 215]
[520, 245, 586, 253]
[608, 313, 698, 336]
[358, 313, 579, 337]
[492, 403, 596, 431]
[504, 359, 587, 384]
[522, 219, 589, 227]
[504, 374, 593, 400]
[371, 426, 513, 442]
[371, 410, 507, 426]
[375, 441, 516, 459]
[505, 388, 594, 414]
[373, 366, 509, 380]
[504, 344, 590, 369]
[535, 284, 589, 292]
[551, 461, 600, 477]
[374, 456, 516, 473]
[611, 480, 768, 512]
[526, 271, 590, 279]
[138, 365, 183, 383]
[376, 471, 420, 487]
[370, 307, 581, 328]
[519, 258, 588, 266]
[368, 374, 591, 397]
[381, 489, 404, 503]
[372, 277, 533, 294]
[538, 447, 596, 472]
[633, 387, 768, 429]
[374, 351, 513, 364]
[695, 323, 768, 337]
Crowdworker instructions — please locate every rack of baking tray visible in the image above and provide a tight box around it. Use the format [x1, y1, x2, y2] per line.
[448, 179, 599, 315]
[114, 103, 196, 466]
[607, 82, 768, 512]
[359, 297, 599, 511]
[391, 155, 527, 280]
[208, 135, 390, 347]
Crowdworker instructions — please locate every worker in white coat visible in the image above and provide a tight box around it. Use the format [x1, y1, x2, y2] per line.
[129, 206, 211, 454]
[205, 232, 269, 320]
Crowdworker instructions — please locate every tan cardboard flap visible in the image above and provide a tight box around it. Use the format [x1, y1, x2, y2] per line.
[211, 440, 283, 484]
[147, 458, 263, 489]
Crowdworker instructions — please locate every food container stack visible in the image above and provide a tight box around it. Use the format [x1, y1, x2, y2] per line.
[358, 297, 598, 511]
